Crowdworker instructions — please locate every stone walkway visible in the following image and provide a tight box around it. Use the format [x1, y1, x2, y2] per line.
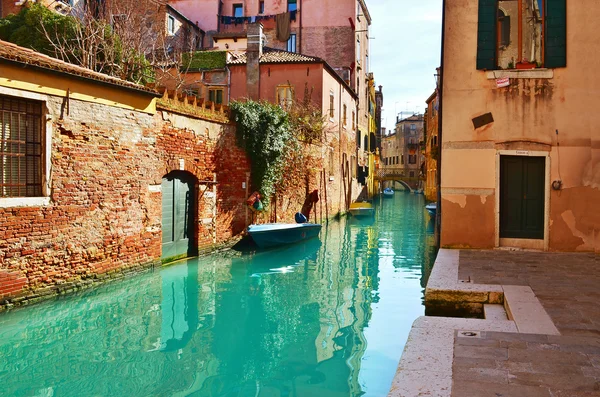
[388, 249, 600, 397]
[453, 250, 600, 396]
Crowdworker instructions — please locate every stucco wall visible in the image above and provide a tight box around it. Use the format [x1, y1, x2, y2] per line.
[441, 0, 600, 252]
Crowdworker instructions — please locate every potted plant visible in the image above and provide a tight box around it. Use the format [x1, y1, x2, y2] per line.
[516, 59, 536, 69]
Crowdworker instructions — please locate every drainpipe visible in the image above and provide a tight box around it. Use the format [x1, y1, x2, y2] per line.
[339, 82, 343, 205]
[435, 0, 446, 248]
[298, 0, 303, 53]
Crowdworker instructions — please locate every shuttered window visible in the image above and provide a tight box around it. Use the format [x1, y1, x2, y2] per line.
[476, 0, 498, 70]
[545, 0, 567, 68]
[476, 0, 566, 70]
[0, 96, 43, 198]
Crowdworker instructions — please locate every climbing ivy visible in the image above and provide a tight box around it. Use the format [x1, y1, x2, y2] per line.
[230, 100, 294, 205]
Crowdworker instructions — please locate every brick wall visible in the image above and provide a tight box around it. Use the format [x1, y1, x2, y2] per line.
[0, 94, 249, 310]
[0, 86, 363, 310]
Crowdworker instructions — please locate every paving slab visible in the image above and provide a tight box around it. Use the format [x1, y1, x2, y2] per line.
[390, 249, 600, 397]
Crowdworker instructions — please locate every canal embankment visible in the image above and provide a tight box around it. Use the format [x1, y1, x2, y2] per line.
[389, 249, 600, 397]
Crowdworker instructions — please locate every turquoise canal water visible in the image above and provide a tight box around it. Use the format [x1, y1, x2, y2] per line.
[0, 193, 437, 397]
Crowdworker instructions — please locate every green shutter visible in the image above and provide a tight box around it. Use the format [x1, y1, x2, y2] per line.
[545, 0, 566, 68]
[477, 0, 497, 70]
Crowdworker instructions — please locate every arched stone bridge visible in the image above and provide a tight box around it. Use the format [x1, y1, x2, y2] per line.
[375, 168, 423, 191]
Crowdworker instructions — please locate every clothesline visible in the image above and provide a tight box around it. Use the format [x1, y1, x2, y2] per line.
[220, 10, 297, 25]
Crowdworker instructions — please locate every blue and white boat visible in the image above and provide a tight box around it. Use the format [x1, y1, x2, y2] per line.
[383, 188, 394, 198]
[247, 223, 322, 249]
[425, 202, 437, 217]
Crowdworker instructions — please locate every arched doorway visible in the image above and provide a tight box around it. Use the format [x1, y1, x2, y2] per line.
[161, 171, 197, 262]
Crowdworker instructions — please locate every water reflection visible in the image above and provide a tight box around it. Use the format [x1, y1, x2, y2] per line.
[0, 193, 436, 397]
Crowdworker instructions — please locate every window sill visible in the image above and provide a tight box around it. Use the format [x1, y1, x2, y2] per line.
[0, 197, 51, 208]
[486, 69, 553, 80]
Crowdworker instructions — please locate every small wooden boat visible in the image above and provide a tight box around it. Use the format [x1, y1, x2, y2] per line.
[349, 202, 374, 218]
[425, 202, 437, 217]
[247, 223, 322, 249]
[383, 188, 394, 198]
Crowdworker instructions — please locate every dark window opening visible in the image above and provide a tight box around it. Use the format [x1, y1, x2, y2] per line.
[259, 1, 265, 14]
[287, 34, 297, 53]
[0, 95, 43, 198]
[287, 0, 297, 12]
[233, 4, 243, 17]
[209, 89, 224, 104]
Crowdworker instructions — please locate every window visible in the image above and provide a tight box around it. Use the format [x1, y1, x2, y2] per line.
[233, 4, 243, 17]
[0, 95, 43, 198]
[259, 1, 265, 14]
[287, 0, 297, 12]
[363, 135, 368, 151]
[277, 85, 294, 109]
[409, 155, 417, 164]
[409, 171, 415, 178]
[356, 39, 361, 63]
[410, 123, 416, 132]
[287, 34, 297, 53]
[365, 54, 369, 74]
[342, 104, 347, 127]
[477, 0, 566, 70]
[208, 88, 224, 104]
[167, 15, 175, 35]
[329, 91, 334, 119]
[401, 154, 404, 165]
[352, 111, 355, 130]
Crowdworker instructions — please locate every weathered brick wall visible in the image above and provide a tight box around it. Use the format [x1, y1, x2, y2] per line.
[0, 89, 361, 310]
[0, 95, 249, 310]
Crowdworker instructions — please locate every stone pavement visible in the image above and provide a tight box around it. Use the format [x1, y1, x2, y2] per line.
[388, 249, 600, 397]
[453, 250, 600, 396]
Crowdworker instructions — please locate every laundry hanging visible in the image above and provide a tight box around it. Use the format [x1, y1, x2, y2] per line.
[276, 12, 291, 41]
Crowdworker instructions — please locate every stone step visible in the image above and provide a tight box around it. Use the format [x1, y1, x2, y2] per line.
[503, 285, 560, 335]
[484, 304, 508, 321]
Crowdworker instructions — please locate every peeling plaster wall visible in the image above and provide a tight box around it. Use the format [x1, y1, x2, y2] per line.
[441, 0, 600, 252]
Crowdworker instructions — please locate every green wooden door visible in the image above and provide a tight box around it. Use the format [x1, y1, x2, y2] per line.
[500, 156, 545, 239]
[162, 171, 196, 262]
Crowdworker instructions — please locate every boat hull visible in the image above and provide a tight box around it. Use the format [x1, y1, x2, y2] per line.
[425, 203, 437, 217]
[349, 202, 374, 217]
[248, 223, 322, 249]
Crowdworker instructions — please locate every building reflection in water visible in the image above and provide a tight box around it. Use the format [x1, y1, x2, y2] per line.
[0, 194, 436, 397]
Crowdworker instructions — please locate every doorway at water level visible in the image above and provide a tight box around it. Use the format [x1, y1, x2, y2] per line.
[161, 171, 197, 263]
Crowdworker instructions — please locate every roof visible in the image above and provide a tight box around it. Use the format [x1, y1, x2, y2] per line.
[227, 47, 357, 100]
[397, 114, 424, 123]
[358, 0, 372, 25]
[0, 40, 159, 96]
[213, 32, 248, 40]
[227, 47, 321, 65]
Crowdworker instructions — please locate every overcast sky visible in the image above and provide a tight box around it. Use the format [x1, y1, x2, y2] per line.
[368, 0, 443, 133]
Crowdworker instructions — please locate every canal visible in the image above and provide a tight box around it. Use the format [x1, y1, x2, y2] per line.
[0, 193, 437, 397]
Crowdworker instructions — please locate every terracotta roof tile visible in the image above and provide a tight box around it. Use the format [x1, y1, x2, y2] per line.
[0, 39, 158, 95]
[227, 47, 321, 65]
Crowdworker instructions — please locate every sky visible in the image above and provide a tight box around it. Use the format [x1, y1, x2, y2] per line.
[367, 0, 443, 133]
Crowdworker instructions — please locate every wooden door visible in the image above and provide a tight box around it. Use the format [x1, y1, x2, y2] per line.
[500, 156, 545, 239]
[162, 171, 196, 261]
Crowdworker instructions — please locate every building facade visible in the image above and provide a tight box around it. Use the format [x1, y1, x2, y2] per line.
[441, 0, 598, 252]
[424, 90, 438, 202]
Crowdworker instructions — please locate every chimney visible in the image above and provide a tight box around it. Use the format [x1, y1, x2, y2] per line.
[246, 23, 263, 100]
[378, 85, 383, 93]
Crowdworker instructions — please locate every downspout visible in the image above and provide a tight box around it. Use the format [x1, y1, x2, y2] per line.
[339, 82, 343, 207]
[226, 64, 231, 104]
[435, 0, 446, 248]
[298, 0, 303, 53]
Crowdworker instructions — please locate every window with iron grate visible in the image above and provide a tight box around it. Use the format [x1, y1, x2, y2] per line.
[0, 95, 43, 198]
